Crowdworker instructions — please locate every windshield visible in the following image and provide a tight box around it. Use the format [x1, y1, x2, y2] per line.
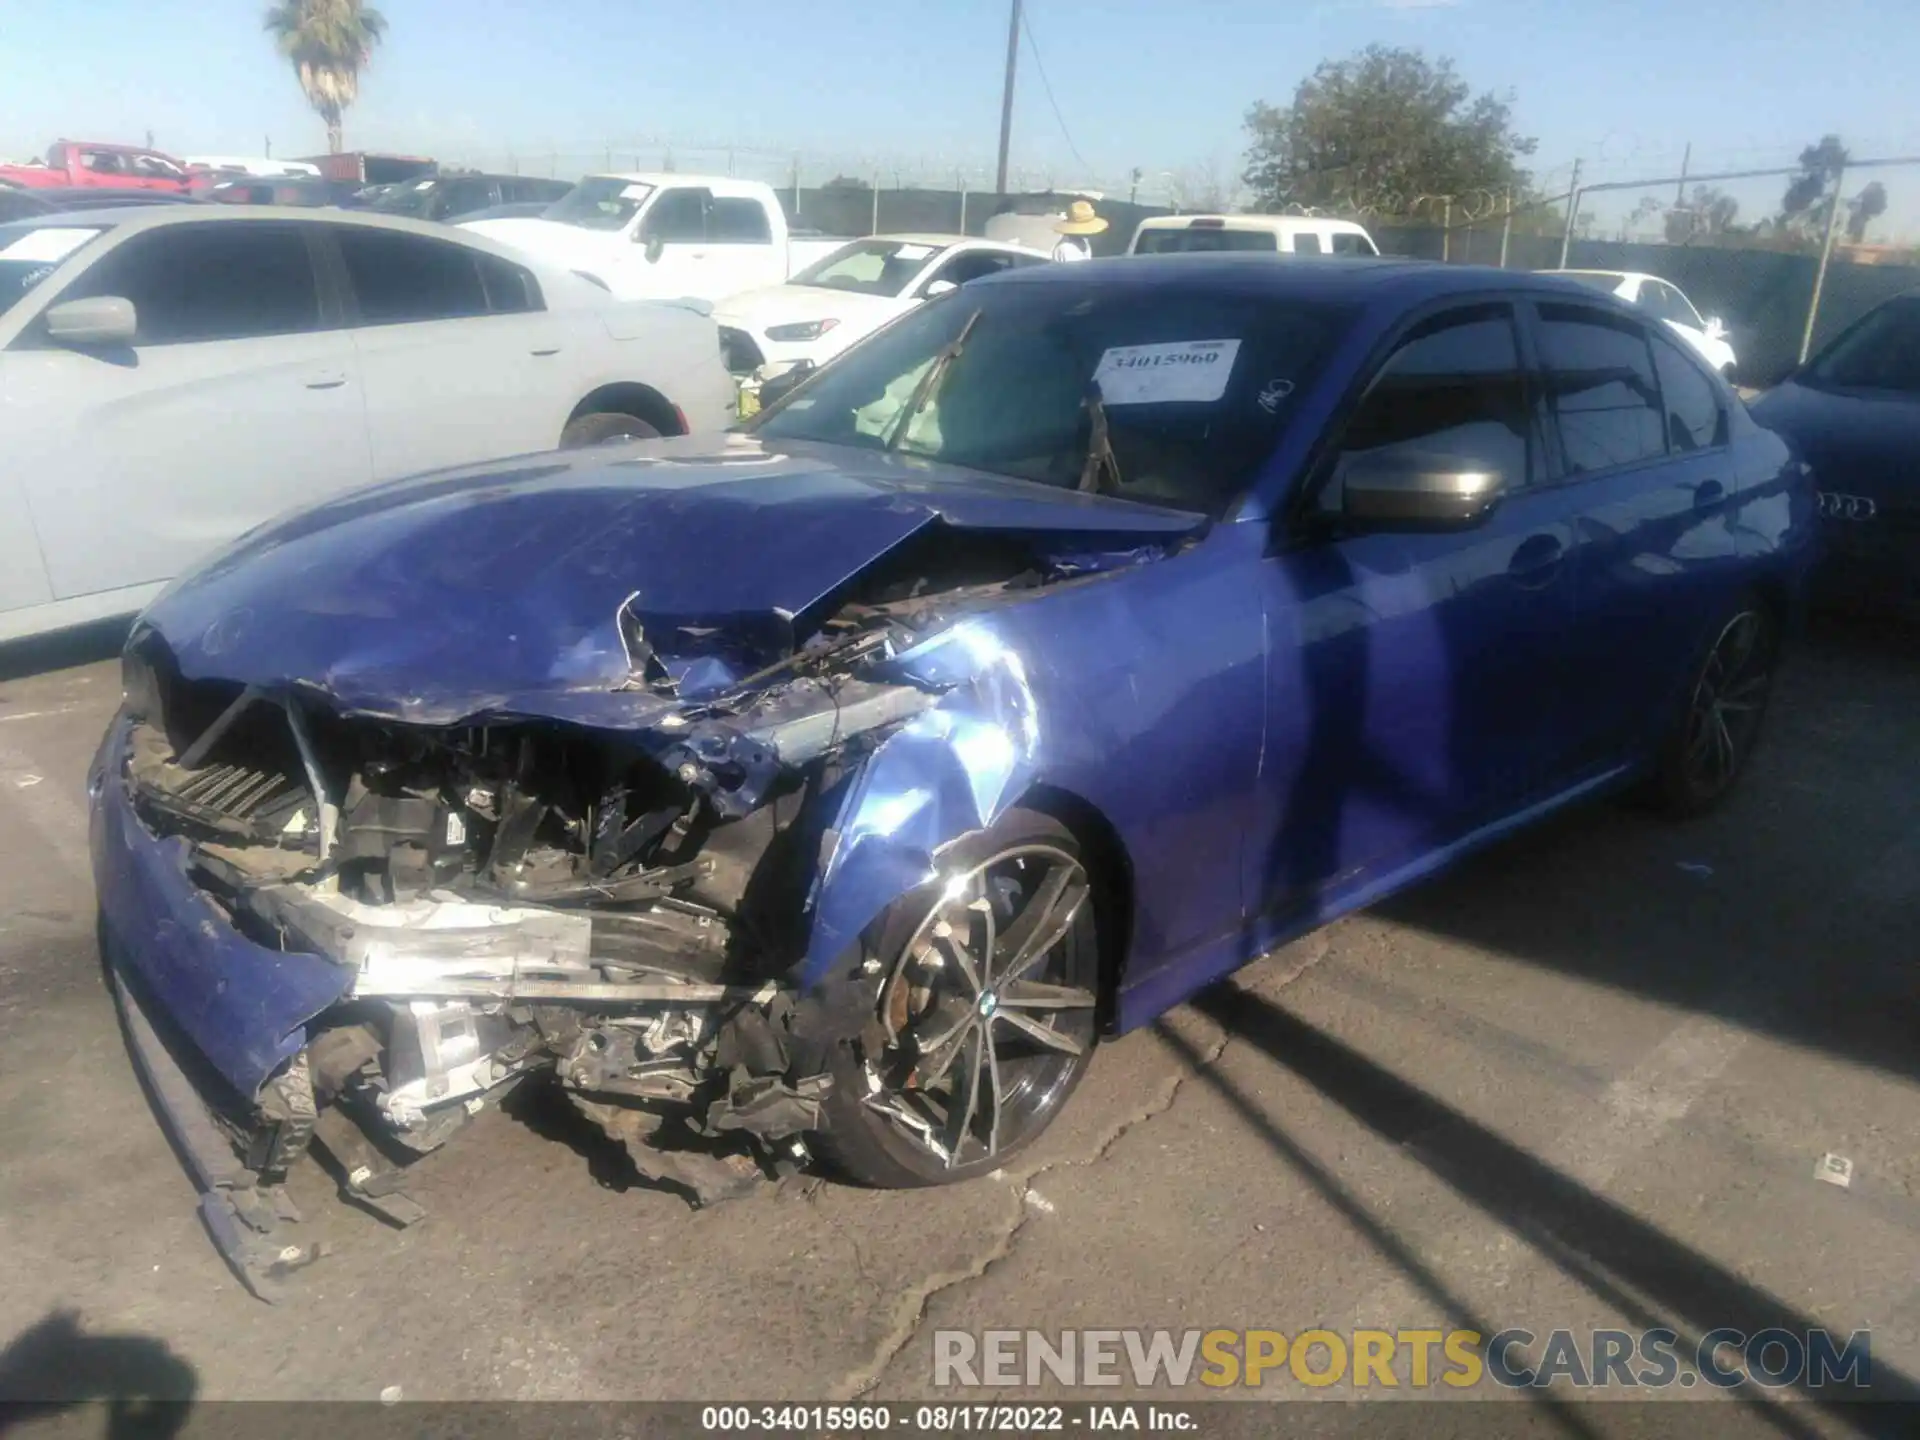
[790, 239, 947, 297]
[751, 281, 1353, 516]
[1806, 298, 1920, 394]
[0, 222, 109, 318]
[541, 176, 654, 231]
[371, 178, 439, 216]
[1135, 228, 1278, 254]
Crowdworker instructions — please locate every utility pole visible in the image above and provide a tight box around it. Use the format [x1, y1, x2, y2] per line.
[1498, 185, 1513, 268]
[994, 0, 1023, 196]
[1558, 158, 1583, 268]
[1674, 142, 1691, 209]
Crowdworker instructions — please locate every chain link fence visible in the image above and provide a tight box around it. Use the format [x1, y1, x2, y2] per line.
[1372, 157, 1920, 386]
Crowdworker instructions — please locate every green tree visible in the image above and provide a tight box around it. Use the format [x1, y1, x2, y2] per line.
[1666, 185, 1740, 244]
[263, 0, 388, 155]
[1779, 135, 1848, 239]
[1848, 180, 1888, 242]
[1242, 45, 1535, 216]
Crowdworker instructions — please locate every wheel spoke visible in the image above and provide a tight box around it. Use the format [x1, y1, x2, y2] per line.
[982, 1030, 1004, 1159]
[999, 980, 1099, 1011]
[914, 1010, 977, 1089]
[995, 1007, 1086, 1057]
[940, 1027, 986, 1165]
[968, 895, 998, 991]
[935, 924, 985, 997]
[996, 866, 1090, 986]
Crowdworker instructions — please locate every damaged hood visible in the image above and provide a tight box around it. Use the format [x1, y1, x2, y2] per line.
[137, 435, 1204, 727]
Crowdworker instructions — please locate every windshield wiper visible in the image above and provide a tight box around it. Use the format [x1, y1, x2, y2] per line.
[1077, 380, 1123, 495]
[886, 307, 982, 451]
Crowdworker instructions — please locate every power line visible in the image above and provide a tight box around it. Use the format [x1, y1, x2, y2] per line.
[1019, 3, 1089, 173]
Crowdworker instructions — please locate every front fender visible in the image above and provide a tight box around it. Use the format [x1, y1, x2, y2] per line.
[798, 619, 1041, 991]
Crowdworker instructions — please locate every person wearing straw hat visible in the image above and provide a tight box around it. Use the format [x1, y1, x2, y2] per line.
[1051, 199, 1107, 262]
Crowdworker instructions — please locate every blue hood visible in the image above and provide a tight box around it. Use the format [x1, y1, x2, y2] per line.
[137, 435, 1204, 726]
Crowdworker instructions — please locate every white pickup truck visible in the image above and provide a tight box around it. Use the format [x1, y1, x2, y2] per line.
[462, 173, 848, 303]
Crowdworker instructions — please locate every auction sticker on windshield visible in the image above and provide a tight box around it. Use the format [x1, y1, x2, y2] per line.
[0, 227, 102, 264]
[1093, 339, 1241, 404]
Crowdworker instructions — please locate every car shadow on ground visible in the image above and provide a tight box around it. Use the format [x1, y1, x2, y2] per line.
[1166, 985, 1920, 1438]
[1368, 614, 1920, 1088]
[0, 1311, 195, 1439]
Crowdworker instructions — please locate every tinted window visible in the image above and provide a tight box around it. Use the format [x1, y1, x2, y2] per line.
[475, 252, 541, 313]
[1806, 299, 1920, 393]
[1537, 304, 1666, 474]
[754, 285, 1355, 517]
[1652, 338, 1727, 452]
[709, 197, 771, 244]
[337, 227, 488, 323]
[441, 179, 497, 218]
[928, 251, 1023, 288]
[643, 189, 709, 242]
[62, 222, 318, 342]
[1134, 227, 1278, 254]
[1293, 232, 1324, 255]
[1330, 304, 1531, 503]
[1329, 232, 1374, 255]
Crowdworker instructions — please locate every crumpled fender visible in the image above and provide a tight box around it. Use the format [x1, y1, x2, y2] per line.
[798, 618, 1041, 988]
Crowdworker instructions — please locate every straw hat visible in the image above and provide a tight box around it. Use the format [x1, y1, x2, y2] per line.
[1054, 199, 1109, 236]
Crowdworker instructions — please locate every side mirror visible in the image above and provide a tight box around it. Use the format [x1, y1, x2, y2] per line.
[1339, 450, 1507, 529]
[43, 295, 137, 346]
[924, 279, 958, 298]
[756, 361, 816, 410]
[638, 232, 665, 263]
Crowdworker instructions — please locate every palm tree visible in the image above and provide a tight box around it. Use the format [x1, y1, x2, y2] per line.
[262, 0, 388, 155]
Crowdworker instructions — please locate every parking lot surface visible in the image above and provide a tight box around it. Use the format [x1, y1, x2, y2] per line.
[1, 621, 1917, 1431]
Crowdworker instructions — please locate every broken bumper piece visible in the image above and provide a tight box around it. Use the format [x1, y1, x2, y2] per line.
[89, 713, 838, 1296]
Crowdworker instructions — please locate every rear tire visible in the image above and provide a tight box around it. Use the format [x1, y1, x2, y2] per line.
[559, 412, 661, 448]
[1641, 595, 1778, 818]
[816, 809, 1103, 1189]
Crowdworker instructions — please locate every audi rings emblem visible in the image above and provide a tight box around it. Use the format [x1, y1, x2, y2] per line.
[1817, 492, 1878, 521]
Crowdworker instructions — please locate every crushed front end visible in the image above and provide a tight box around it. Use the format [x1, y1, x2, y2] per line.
[87, 512, 1160, 1299]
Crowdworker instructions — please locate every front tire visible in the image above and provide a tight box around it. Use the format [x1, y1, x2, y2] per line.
[560, 412, 662, 448]
[1643, 596, 1778, 817]
[817, 810, 1103, 1188]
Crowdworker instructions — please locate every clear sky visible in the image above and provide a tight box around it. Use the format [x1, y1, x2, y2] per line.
[3, 0, 1917, 227]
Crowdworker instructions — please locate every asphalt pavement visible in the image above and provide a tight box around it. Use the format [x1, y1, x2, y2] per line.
[0, 618, 1916, 1435]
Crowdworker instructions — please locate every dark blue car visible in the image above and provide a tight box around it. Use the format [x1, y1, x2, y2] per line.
[1750, 291, 1920, 620]
[89, 256, 1813, 1295]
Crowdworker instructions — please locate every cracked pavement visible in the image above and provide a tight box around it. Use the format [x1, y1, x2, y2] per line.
[2, 621, 1919, 1430]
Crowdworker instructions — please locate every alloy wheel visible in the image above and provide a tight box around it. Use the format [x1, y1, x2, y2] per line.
[863, 844, 1098, 1169]
[1683, 609, 1773, 799]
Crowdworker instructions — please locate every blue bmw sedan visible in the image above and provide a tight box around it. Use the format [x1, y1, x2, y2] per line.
[90, 256, 1814, 1294]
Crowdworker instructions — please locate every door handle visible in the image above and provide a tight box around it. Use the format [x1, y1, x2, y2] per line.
[1693, 479, 1726, 509]
[304, 372, 348, 390]
[530, 346, 562, 357]
[1507, 532, 1565, 588]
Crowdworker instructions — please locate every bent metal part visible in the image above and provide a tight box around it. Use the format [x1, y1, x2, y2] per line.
[92, 466, 1188, 1299]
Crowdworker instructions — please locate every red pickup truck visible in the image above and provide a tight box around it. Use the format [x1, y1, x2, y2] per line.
[0, 141, 193, 193]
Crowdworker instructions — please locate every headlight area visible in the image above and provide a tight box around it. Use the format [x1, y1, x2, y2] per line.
[114, 679, 858, 1226]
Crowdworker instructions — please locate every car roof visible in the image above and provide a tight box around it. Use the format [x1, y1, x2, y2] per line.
[976, 252, 1636, 306]
[0, 204, 545, 265]
[1135, 213, 1370, 233]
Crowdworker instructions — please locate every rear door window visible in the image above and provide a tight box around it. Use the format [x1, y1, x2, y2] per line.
[1135, 227, 1278, 254]
[709, 198, 772, 244]
[1651, 336, 1728, 452]
[336, 226, 492, 323]
[59, 221, 320, 342]
[1537, 303, 1667, 474]
[1292, 232, 1324, 255]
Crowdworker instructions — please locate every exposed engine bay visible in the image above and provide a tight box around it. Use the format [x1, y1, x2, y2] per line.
[105, 520, 1174, 1290]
